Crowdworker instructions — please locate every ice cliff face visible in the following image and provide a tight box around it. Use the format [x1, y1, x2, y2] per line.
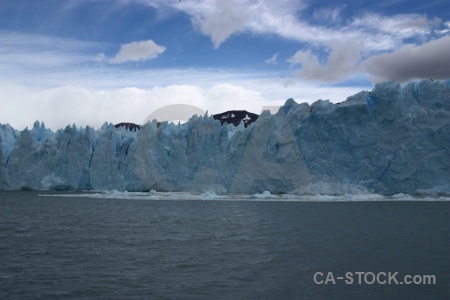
[1, 80, 449, 195]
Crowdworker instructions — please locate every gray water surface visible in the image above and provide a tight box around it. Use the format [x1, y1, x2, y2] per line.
[0, 191, 449, 299]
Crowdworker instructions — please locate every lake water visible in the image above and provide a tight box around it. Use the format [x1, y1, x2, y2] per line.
[0, 191, 449, 299]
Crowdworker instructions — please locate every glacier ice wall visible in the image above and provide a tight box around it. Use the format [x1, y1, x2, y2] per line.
[0, 80, 449, 195]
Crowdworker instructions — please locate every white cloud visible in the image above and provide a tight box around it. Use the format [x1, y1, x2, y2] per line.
[172, 0, 316, 48]
[0, 78, 367, 131]
[161, 0, 442, 52]
[191, 0, 250, 49]
[204, 83, 267, 112]
[48, 1, 447, 85]
[265, 52, 279, 65]
[352, 14, 437, 39]
[159, 0, 447, 83]
[435, 20, 450, 35]
[0, 82, 270, 130]
[312, 5, 345, 24]
[0, 31, 102, 72]
[110, 39, 166, 63]
[288, 39, 365, 82]
[0, 30, 371, 130]
[1, 31, 364, 99]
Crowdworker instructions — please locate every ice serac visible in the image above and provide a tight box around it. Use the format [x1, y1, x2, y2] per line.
[296, 80, 450, 195]
[0, 124, 20, 189]
[2, 121, 138, 191]
[0, 79, 449, 195]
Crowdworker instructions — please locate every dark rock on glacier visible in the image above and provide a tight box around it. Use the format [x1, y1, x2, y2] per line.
[0, 80, 449, 195]
[114, 122, 141, 131]
[213, 110, 258, 127]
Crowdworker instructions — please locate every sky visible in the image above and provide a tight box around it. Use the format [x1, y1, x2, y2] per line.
[1, 0, 450, 130]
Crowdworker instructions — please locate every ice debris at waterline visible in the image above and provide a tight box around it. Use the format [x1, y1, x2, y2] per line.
[37, 191, 450, 202]
[1, 80, 449, 195]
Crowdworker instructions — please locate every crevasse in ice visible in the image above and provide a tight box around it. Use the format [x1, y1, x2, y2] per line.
[0, 79, 449, 195]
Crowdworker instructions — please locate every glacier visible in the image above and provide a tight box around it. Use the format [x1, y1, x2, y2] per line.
[1, 79, 449, 195]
